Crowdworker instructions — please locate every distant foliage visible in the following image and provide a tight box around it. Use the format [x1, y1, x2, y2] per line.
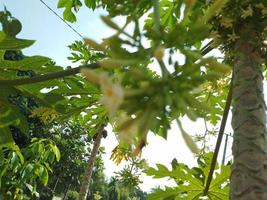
[66, 190, 79, 200]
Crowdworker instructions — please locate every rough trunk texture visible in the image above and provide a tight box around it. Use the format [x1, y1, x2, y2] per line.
[231, 30, 267, 199]
[79, 129, 103, 200]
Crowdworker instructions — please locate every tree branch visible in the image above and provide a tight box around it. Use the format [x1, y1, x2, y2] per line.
[203, 74, 233, 196]
[0, 62, 99, 87]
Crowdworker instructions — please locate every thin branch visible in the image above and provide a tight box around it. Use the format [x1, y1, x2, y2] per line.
[203, 74, 233, 196]
[0, 63, 99, 87]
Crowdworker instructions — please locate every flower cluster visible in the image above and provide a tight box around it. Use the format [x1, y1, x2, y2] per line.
[30, 107, 57, 123]
[80, 68, 124, 117]
[241, 5, 253, 19]
[227, 32, 240, 42]
[220, 17, 234, 28]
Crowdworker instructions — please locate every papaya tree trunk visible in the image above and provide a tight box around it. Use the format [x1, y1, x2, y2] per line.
[79, 128, 103, 200]
[231, 28, 267, 199]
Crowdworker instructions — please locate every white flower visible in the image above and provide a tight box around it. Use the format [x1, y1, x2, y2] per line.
[80, 68, 124, 116]
[118, 121, 138, 143]
[99, 73, 124, 116]
[80, 68, 101, 84]
[220, 17, 234, 28]
[227, 32, 240, 42]
[241, 5, 253, 19]
[112, 112, 138, 143]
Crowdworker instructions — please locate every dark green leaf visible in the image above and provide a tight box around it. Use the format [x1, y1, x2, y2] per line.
[57, 0, 69, 8]
[0, 36, 35, 50]
[0, 56, 51, 72]
[84, 0, 96, 9]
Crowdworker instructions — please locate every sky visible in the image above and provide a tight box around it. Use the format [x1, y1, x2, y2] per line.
[1, 0, 234, 192]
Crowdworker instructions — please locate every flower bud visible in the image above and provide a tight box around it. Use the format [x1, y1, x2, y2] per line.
[80, 68, 100, 84]
[98, 59, 136, 69]
[154, 46, 165, 61]
[84, 38, 106, 51]
[204, 0, 228, 22]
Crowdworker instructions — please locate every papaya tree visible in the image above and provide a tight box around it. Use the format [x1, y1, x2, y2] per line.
[56, 0, 267, 199]
[209, 1, 267, 199]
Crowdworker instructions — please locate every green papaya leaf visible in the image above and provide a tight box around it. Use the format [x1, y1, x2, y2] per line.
[57, 0, 69, 8]
[0, 56, 51, 72]
[63, 8, 76, 23]
[147, 187, 180, 200]
[84, 0, 96, 9]
[0, 32, 5, 42]
[0, 99, 29, 135]
[0, 36, 35, 50]
[4, 19, 22, 37]
[146, 153, 230, 199]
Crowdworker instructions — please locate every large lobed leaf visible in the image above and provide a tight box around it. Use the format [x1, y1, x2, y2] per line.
[145, 153, 230, 200]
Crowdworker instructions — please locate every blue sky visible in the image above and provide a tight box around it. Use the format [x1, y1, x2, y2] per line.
[2, 0, 108, 66]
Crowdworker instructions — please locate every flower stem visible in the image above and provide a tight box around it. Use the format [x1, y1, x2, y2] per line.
[153, 0, 161, 32]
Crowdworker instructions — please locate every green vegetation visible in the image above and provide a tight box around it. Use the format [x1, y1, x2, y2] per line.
[1, 0, 267, 199]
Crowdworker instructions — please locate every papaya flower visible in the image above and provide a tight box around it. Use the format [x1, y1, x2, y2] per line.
[227, 32, 240, 42]
[256, 3, 265, 10]
[203, 81, 213, 93]
[80, 68, 124, 116]
[118, 122, 138, 144]
[111, 112, 138, 143]
[118, 123, 138, 143]
[154, 45, 165, 61]
[220, 17, 234, 28]
[241, 5, 253, 19]
[99, 73, 124, 116]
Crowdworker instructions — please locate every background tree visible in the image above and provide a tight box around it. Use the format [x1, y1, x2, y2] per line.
[0, 12, 108, 199]
[0, 14, 147, 199]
